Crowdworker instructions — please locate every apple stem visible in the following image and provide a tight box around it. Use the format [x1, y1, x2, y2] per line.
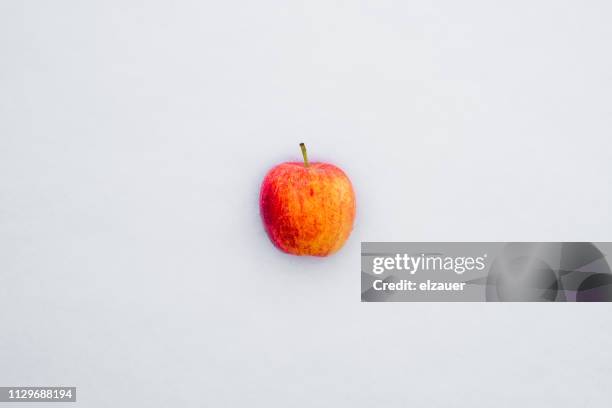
[299, 143, 310, 167]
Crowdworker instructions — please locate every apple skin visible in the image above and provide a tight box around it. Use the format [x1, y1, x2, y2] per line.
[260, 161, 356, 256]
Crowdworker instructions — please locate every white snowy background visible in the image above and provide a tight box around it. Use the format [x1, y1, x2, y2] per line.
[1, 1, 611, 406]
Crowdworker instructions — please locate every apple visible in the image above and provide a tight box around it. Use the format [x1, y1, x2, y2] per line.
[260, 143, 356, 256]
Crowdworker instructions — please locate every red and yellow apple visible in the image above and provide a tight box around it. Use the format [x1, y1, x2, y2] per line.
[260, 143, 356, 256]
